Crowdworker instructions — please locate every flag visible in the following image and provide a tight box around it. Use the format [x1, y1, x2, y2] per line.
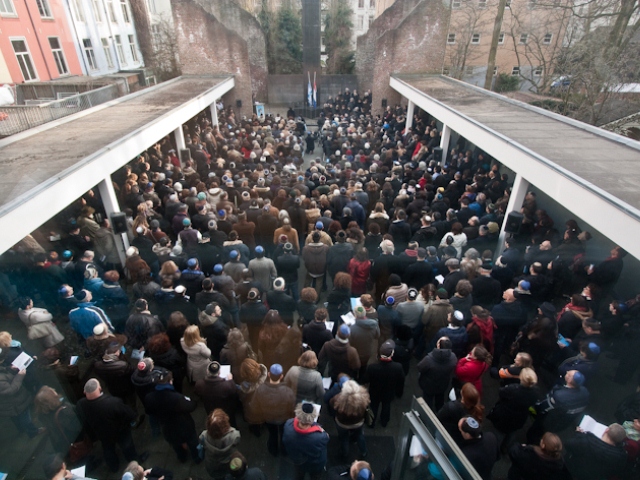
[307, 72, 313, 107]
[313, 72, 317, 108]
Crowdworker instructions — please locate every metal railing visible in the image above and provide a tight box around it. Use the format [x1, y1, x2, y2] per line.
[0, 84, 120, 137]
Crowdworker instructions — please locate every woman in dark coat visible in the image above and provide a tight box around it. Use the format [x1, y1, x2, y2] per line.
[35, 386, 83, 457]
[327, 272, 352, 327]
[487, 367, 540, 451]
[220, 328, 254, 385]
[99, 271, 131, 333]
[147, 333, 186, 393]
[508, 432, 571, 480]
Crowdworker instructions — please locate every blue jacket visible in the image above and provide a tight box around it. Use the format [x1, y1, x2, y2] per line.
[69, 302, 114, 339]
[282, 418, 329, 473]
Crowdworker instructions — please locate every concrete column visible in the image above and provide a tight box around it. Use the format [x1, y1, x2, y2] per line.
[174, 125, 185, 150]
[98, 177, 129, 267]
[405, 100, 415, 133]
[439, 124, 451, 164]
[210, 103, 219, 126]
[495, 173, 529, 259]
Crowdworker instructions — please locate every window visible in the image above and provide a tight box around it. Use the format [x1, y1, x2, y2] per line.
[0, 0, 16, 16]
[442, 67, 450, 76]
[358, 0, 364, 7]
[498, 32, 505, 44]
[91, 0, 102, 22]
[543, 33, 553, 44]
[148, 0, 156, 14]
[452, 0, 461, 7]
[83, 39, 97, 70]
[471, 33, 480, 44]
[115, 35, 126, 65]
[358, 14, 364, 29]
[101, 38, 114, 68]
[36, 0, 52, 18]
[71, 0, 85, 22]
[370, 0, 375, 7]
[519, 33, 528, 44]
[533, 66, 543, 76]
[447, 33, 456, 44]
[511, 66, 520, 76]
[493, 66, 498, 76]
[128, 35, 138, 63]
[120, 0, 130, 22]
[478, 0, 487, 7]
[11, 39, 38, 81]
[48, 37, 68, 75]
[107, 0, 116, 22]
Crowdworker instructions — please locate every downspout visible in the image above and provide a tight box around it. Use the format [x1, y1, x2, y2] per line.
[23, 0, 53, 79]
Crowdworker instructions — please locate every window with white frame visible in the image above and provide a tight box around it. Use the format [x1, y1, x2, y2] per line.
[358, 0, 364, 8]
[511, 66, 520, 76]
[498, 32, 505, 44]
[120, 0, 130, 22]
[442, 67, 450, 76]
[447, 33, 456, 44]
[11, 38, 38, 81]
[101, 38, 115, 68]
[71, 0, 85, 22]
[358, 14, 364, 29]
[36, 0, 52, 18]
[150, 25, 161, 45]
[519, 33, 528, 44]
[533, 66, 543, 76]
[48, 37, 68, 75]
[92, 0, 102, 22]
[543, 33, 553, 44]
[370, 0, 375, 7]
[107, 0, 117, 22]
[115, 35, 127, 65]
[83, 39, 98, 70]
[471, 33, 480, 44]
[0, 0, 17, 16]
[128, 35, 138, 63]
[452, 0, 461, 7]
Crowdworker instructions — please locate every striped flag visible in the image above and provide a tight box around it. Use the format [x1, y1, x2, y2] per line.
[308, 72, 313, 107]
[313, 72, 317, 108]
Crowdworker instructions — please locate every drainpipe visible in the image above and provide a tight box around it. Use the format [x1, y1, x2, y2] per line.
[23, 0, 53, 80]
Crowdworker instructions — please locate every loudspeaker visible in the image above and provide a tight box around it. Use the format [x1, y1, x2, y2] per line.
[236, 99, 242, 108]
[179, 148, 191, 163]
[504, 211, 524, 234]
[110, 212, 128, 234]
[381, 98, 387, 108]
[433, 147, 443, 163]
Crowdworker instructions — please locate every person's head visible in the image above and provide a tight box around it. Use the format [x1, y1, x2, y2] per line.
[519, 367, 538, 387]
[449, 310, 465, 327]
[503, 288, 515, 302]
[539, 432, 563, 459]
[458, 416, 482, 439]
[565, 370, 585, 388]
[360, 294, 374, 309]
[460, 383, 483, 419]
[471, 345, 492, 364]
[83, 378, 102, 399]
[314, 307, 328, 323]
[123, 461, 145, 480]
[300, 287, 318, 304]
[455, 279, 472, 298]
[350, 460, 374, 480]
[334, 272, 352, 291]
[436, 288, 449, 300]
[228, 451, 249, 478]
[436, 337, 452, 350]
[388, 273, 401, 287]
[183, 325, 204, 347]
[269, 363, 283, 382]
[298, 350, 319, 369]
[295, 402, 317, 427]
[240, 358, 263, 383]
[206, 408, 231, 439]
[514, 352, 532, 368]
[146, 333, 172, 355]
[34, 386, 62, 414]
[604, 423, 626, 446]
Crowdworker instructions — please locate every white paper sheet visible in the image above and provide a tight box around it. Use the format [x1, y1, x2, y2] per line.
[70, 466, 86, 477]
[220, 365, 231, 378]
[322, 377, 332, 390]
[409, 435, 426, 456]
[435, 275, 445, 284]
[579, 414, 607, 439]
[325, 321, 334, 331]
[70, 356, 79, 365]
[341, 312, 356, 326]
[11, 352, 33, 371]
[350, 297, 363, 310]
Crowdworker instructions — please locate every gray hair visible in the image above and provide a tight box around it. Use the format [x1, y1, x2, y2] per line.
[84, 378, 100, 394]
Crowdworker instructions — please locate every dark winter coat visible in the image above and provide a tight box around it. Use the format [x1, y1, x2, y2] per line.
[93, 356, 136, 400]
[194, 374, 238, 416]
[144, 384, 198, 444]
[302, 321, 333, 356]
[363, 359, 404, 403]
[507, 443, 571, 480]
[125, 312, 164, 350]
[252, 382, 295, 424]
[564, 432, 628, 480]
[318, 339, 361, 382]
[417, 348, 457, 395]
[282, 418, 329, 474]
[488, 383, 539, 433]
[326, 242, 354, 280]
[0, 368, 31, 417]
[76, 394, 136, 443]
[349, 319, 381, 367]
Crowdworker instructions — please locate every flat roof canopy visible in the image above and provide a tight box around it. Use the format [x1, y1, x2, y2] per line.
[0, 75, 234, 254]
[391, 74, 640, 258]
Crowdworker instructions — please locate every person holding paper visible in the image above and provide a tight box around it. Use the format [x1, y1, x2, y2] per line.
[195, 361, 238, 423]
[564, 422, 628, 480]
[285, 351, 325, 404]
[0, 350, 40, 438]
[302, 308, 333, 357]
[318, 325, 361, 383]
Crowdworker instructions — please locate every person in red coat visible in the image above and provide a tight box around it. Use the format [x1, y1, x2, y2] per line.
[347, 248, 371, 296]
[456, 345, 492, 397]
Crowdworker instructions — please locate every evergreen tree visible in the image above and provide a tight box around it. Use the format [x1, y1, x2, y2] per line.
[275, 2, 303, 74]
[324, 0, 355, 74]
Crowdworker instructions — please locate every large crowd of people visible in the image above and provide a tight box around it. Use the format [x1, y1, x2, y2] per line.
[1, 92, 640, 480]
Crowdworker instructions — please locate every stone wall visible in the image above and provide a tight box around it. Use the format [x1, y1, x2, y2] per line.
[267, 74, 358, 106]
[171, 0, 268, 114]
[356, 0, 450, 115]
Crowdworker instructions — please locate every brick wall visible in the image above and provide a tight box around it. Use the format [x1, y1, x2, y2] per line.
[171, 0, 268, 115]
[356, 0, 450, 115]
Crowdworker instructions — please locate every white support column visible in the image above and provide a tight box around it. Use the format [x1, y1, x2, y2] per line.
[210, 103, 219, 126]
[98, 177, 129, 267]
[405, 100, 415, 133]
[174, 125, 186, 167]
[495, 173, 530, 259]
[439, 124, 451, 164]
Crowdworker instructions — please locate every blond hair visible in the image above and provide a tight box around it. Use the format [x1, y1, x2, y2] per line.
[182, 325, 205, 347]
[519, 367, 538, 387]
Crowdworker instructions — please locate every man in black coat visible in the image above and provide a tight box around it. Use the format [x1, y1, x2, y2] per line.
[363, 340, 405, 428]
[266, 278, 297, 325]
[76, 378, 145, 472]
[403, 247, 435, 290]
[240, 288, 269, 350]
[274, 243, 301, 302]
[326, 231, 353, 283]
[588, 245, 626, 293]
[93, 344, 138, 411]
[470, 263, 503, 311]
[457, 416, 500, 480]
[143, 371, 202, 463]
[491, 289, 527, 367]
[416, 337, 457, 411]
[442, 258, 465, 297]
[194, 361, 239, 425]
[564, 423, 628, 480]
